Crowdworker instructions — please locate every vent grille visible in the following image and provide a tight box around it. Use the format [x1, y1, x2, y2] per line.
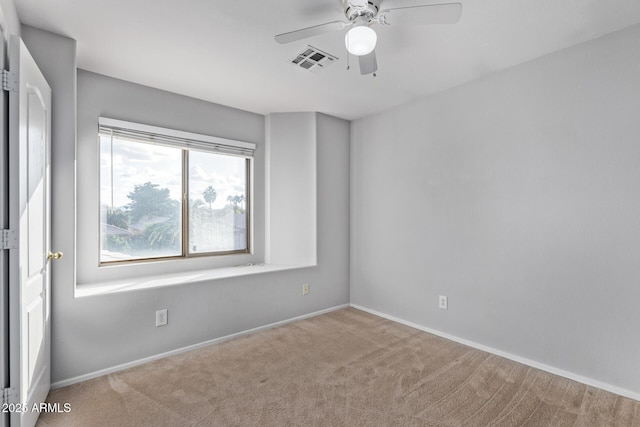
[290, 45, 338, 73]
[309, 52, 325, 62]
[299, 61, 315, 70]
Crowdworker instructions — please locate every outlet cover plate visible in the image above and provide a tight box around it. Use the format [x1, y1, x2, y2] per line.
[156, 309, 168, 326]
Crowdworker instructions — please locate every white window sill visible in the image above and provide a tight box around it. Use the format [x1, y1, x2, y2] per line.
[75, 263, 315, 298]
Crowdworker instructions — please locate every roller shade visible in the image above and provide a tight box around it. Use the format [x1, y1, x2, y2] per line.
[98, 117, 255, 158]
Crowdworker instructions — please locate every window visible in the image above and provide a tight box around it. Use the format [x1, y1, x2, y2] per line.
[98, 118, 254, 264]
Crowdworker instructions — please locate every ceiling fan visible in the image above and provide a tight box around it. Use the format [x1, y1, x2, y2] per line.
[274, 0, 463, 75]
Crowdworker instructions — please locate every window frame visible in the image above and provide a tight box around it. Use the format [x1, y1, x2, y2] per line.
[184, 152, 252, 260]
[98, 117, 254, 266]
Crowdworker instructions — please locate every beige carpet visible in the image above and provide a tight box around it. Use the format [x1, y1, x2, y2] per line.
[37, 308, 639, 426]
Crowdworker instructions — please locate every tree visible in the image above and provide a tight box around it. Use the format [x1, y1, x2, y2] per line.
[203, 186, 217, 209]
[143, 220, 181, 251]
[226, 194, 246, 214]
[126, 182, 180, 252]
[127, 182, 178, 223]
[103, 207, 131, 253]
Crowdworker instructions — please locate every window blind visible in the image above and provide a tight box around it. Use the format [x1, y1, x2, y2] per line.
[98, 117, 255, 158]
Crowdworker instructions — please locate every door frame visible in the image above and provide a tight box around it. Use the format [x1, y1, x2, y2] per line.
[1, 11, 10, 427]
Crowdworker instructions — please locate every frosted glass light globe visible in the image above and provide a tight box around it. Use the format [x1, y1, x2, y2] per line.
[345, 26, 377, 56]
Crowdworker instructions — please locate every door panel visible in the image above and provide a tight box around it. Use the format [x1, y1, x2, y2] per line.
[8, 35, 52, 427]
[27, 89, 46, 278]
[26, 298, 43, 384]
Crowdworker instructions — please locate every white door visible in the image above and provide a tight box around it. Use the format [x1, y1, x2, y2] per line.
[7, 35, 53, 427]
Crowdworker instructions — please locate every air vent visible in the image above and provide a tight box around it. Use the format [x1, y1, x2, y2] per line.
[299, 60, 315, 70]
[290, 45, 338, 73]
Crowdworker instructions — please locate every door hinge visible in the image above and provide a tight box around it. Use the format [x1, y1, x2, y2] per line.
[1, 229, 17, 250]
[1, 69, 17, 92]
[2, 387, 18, 405]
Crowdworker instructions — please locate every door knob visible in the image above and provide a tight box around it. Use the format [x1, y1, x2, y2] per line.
[47, 251, 63, 260]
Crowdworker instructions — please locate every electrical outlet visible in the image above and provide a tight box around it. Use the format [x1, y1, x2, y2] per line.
[156, 309, 168, 327]
[439, 295, 448, 310]
[302, 283, 309, 295]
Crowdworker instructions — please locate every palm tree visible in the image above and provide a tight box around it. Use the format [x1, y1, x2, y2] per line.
[203, 186, 217, 209]
[227, 194, 246, 214]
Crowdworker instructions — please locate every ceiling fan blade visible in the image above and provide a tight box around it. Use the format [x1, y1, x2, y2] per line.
[358, 50, 378, 75]
[274, 21, 349, 44]
[379, 2, 462, 25]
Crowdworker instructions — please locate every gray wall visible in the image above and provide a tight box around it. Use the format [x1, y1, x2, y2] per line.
[351, 24, 640, 394]
[23, 27, 350, 383]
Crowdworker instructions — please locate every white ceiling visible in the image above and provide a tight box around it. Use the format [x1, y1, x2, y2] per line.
[14, 0, 640, 120]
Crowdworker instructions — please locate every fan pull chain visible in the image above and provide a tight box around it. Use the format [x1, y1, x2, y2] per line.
[346, 33, 350, 70]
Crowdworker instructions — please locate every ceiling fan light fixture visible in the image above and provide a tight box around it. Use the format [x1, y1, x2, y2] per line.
[345, 25, 377, 56]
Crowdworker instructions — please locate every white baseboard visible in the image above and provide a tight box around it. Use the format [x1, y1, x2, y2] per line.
[350, 304, 640, 402]
[52, 303, 350, 389]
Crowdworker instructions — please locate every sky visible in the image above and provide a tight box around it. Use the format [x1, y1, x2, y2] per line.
[99, 135, 247, 211]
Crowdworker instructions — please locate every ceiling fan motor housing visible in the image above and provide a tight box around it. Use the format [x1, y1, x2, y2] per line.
[344, 0, 380, 22]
